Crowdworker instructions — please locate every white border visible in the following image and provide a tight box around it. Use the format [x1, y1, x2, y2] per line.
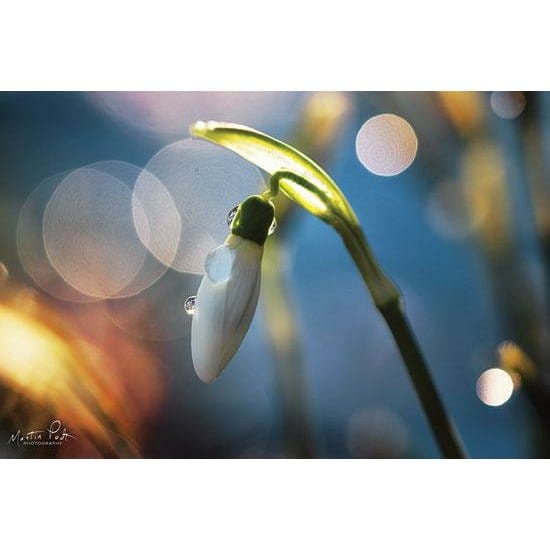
[0, 459, 547, 549]
[2, 0, 548, 89]
[2, 1, 549, 546]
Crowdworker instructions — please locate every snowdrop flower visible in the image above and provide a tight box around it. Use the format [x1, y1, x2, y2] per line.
[191, 195, 275, 383]
[189, 121, 467, 457]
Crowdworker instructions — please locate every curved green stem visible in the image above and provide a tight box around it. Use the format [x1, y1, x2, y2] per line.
[337, 220, 467, 459]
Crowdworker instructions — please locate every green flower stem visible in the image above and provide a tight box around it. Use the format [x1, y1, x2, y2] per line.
[337, 219, 467, 459]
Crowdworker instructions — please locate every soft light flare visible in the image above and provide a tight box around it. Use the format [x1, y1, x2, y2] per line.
[476, 368, 515, 407]
[355, 114, 418, 177]
[0, 287, 164, 457]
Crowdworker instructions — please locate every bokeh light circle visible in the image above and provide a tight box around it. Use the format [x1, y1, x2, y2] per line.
[356, 113, 418, 176]
[17, 172, 100, 303]
[87, 161, 175, 296]
[134, 139, 266, 274]
[490, 92, 526, 119]
[43, 165, 173, 299]
[476, 368, 515, 407]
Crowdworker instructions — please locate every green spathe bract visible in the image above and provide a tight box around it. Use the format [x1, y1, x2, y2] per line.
[191, 121, 354, 225]
[231, 195, 274, 246]
[190, 120, 466, 459]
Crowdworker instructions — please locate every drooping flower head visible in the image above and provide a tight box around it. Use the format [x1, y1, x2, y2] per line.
[191, 195, 275, 383]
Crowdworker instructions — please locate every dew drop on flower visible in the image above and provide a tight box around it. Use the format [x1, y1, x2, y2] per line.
[227, 205, 239, 227]
[184, 295, 197, 315]
[106, 270, 201, 341]
[268, 217, 277, 236]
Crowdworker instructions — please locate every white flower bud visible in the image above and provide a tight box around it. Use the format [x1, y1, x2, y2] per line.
[191, 234, 263, 383]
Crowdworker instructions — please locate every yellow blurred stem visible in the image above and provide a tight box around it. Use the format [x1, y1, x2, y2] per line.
[260, 93, 351, 457]
[265, 94, 356, 456]
[262, 238, 315, 458]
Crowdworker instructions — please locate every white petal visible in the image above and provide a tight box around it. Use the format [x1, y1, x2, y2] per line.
[191, 234, 262, 383]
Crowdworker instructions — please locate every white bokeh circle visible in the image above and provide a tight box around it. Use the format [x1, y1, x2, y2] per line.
[17, 172, 101, 302]
[476, 368, 514, 407]
[133, 139, 266, 274]
[356, 113, 418, 177]
[42, 165, 173, 299]
[490, 91, 526, 120]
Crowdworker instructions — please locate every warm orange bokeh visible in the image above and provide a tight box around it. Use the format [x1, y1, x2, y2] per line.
[0, 284, 165, 457]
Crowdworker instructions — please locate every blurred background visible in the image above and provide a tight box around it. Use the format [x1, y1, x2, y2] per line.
[0, 91, 549, 458]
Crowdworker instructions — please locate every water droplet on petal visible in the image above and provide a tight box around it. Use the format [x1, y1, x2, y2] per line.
[184, 295, 197, 315]
[227, 205, 239, 227]
[268, 217, 277, 236]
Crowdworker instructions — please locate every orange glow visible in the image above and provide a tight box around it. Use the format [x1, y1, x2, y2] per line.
[297, 92, 352, 154]
[462, 139, 510, 256]
[437, 92, 485, 136]
[498, 341, 535, 381]
[0, 285, 164, 457]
